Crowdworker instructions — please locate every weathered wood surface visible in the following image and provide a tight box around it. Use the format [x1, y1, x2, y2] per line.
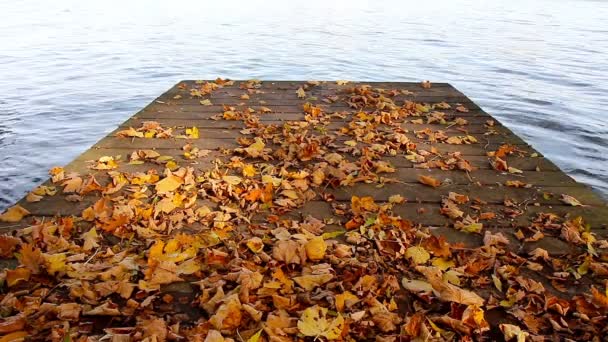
[3, 80, 606, 237]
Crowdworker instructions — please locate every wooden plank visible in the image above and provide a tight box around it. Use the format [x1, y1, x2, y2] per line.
[120, 118, 505, 133]
[139, 103, 485, 114]
[70, 147, 560, 172]
[92, 136, 535, 156]
[107, 128, 526, 146]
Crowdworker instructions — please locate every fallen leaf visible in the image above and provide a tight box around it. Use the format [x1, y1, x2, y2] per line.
[296, 87, 306, 98]
[560, 194, 583, 206]
[418, 175, 441, 188]
[0, 205, 30, 223]
[304, 236, 327, 261]
[406, 246, 430, 264]
[297, 305, 345, 340]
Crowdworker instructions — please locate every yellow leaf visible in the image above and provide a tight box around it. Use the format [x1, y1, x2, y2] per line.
[116, 127, 144, 138]
[406, 246, 430, 264]
[0, 205, 30, 223]
[6, 268, 30, 287]
[335, 291, 359, 312]
[296, 87, 306, 99]
[240, 94, 250, 100]
[245, 138, 265, 157]
[297, 305, 345, 340]
[44, 253, 67, 275]
[432, 258, 455, 270]
[281, 189, 299, 199]
[500, 324, 529, 342]
[344, 140, 357, 147]
[186, 126, 199, 139]
[166, 160, 178, 171]
[293, 274, 333, 291]
[305, 236, 327, 261]
[155, 198, 176, 214]
[82, 228, 99, 251]
[222, 175, 242, 185]
[247, 329, 263, 342]
[26, 192, 42, 202]
[321, 230, 345, 240]
[242, 164, 256, 177]
[401, 278, 433, 293]
[200, 99, 212, 106]
[155, 174, 183, 194]
[336, 80, 349, 85]
[246, 237, 264, 253]
[62, 176, 83, 193]
[388, 194, 406, 204]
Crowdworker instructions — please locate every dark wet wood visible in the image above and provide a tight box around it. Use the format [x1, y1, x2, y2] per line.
[3, 80, 607, 242]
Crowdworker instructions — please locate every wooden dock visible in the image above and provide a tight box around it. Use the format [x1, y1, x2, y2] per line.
[0, 80, 607, 340]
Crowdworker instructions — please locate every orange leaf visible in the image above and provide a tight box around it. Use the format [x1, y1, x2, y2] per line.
[418, 175, 441, 188]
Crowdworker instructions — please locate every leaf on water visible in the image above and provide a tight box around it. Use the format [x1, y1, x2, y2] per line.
[0, 205, 30, 223]
[200, 99, 213, 106]
[297, 305, 345, 340]
[336, 80, 349, 85]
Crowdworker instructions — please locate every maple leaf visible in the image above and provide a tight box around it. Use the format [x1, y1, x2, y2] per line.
[297, 305, 345, 340]
[0, 235, 20, 257]
[17, 243, 44, 274]
[82, 228, 100, 251]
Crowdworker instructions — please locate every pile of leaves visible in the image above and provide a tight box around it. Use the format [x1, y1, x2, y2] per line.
[0, 80, 607, 341]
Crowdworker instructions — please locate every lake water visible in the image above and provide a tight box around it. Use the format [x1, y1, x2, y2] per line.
[1, 0, 607, 210]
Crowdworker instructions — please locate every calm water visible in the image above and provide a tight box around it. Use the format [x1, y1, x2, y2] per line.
[1, 0, 607, 210]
